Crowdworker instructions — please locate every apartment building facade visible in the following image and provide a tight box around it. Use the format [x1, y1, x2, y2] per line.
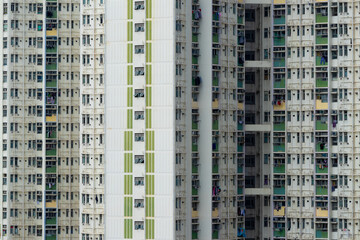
[0, 0, 104, 239]
[1, 0, 360, 240]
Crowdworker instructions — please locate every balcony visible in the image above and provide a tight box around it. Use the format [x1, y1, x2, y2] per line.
[273, 186, 285, 195]
[212, 208, 219, 218]
[274, 228, 285, 237]
[192, 187, 198, 196]
[46, 63, 57, 70]
[274, 58, 285, 68]
[316, 230, 328, 238]
[46, 217, 56, 225]
[316, 165, 328, 174]
[274, 206, 285, 217]
[212, 34, 219, 43]
[316, 78, 328, 88]
[316, 56, 328, 66]
[192, 122, 198, 130]
[212, 55, 219, 65]
[237, 187, 243, 194]
[192, 144, 198, 152]
[315, 99, 328, 110]
[316, 208, 328, 217]
[274, 37, 285, 46]
[45, 235, 56, 240]
[316, 36, 328, 45]
[46, 183, 56, 191]
[273, 122, 285, 131]
[316, 121, 328, 131]
[213, 13, 219, 21]
[46, 45, 57, 53]
[192, 231, 198, 239]
[46, 10, 57, 19]
[46, 166, 56, 173]
[316, 186, 328, 195]
[273, 143, 285, 152]
[274, 16, 285, 25]
[274, 78, 285, 88]
[274, 164, 285, 173]
[212, 230, 219, 239]
[46, 130, 56, 139]
[237, 166, 243, 173]
[46, 200, 56, 208]
[212, 143, 219, 152]
[237, 16, 243, 24]
[212, 164, 219, 174]
[192, 34, 198, 42]
[237, 122, 243, 130]
[212, 120, 219, 130]
[316, 142, 327, 152]
[46, 29, 57, 36]
[192, 165, 198, 174]
[213, 77, 219, 86]
[316, 14, 328, 23]
[46, 149, 56, 156]
[237, 144, 243, 152]
[46, 80, 57, 88]
[192, 56, 198, 65]
[46, 115, 56, 122]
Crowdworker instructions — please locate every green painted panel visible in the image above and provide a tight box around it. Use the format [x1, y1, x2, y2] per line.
[124, 197, 133, 217]
[124, 131, 133, 151]
[146, 87, 152, 107]
[146, 109, 152, 128]
[127, 65, 133, 85]
[124, 219, 133, 238]
[146, 175, 154, 195]
[146, 219, 155, 239]
[146, 0, 152, 18]
[127, 22, 133, 41]
[127, 109, 133, 129]
[146, 43, 152, 63]
[127, 87, 133, 107]
[146, 153, 154, 173]
[124, 175, 133, 195]
[146, 65, 152, 84]
[127, 44, 133, 63]
[146, 21, 152, 41]
[127, 0, 133, 19]
[124, 153, 133, 173]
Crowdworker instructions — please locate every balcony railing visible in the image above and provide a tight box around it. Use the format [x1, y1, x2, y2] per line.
[273, 143, 285, 152]
[274, 78, 285, 88]
[316, 186, 328, 195]
[316, 56, 328, 66]
[274, 37, 285, 46]
[316, 36, 328, 45]
[45, 217, 56, 225]
[316, 165, 328, 174]
[192, 122, 198, 130]
[212, 120, 219, 130]
[316, 14, 328, 23]
[212, 165, 219, 174]
[273, 122, 285, 131]
[46, 80, 57, 88]
[192, 187, 198, 196]
[274, 58, 285, 67]
[316, 121, 328, 131]
[316, 78, 328, 88]
[316, 230, 328, 238]
[192, 144, 198, 152]
[274, 164, 285, 173]
[273, 186, 285, 195]
[46, 149, 56, 156]
[274, 16, 285, 25]
[212, 55, 219, 65]
[192, 165, 198, 174]
[46, 166, 56, 173]
[212, 34, 219, 43]
[274, 228, 285, 237]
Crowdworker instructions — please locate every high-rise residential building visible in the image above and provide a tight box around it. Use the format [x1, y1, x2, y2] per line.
[0, 0, 105, 239]
[2, 0, 360, 240]
[105, 0, 245, 239]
